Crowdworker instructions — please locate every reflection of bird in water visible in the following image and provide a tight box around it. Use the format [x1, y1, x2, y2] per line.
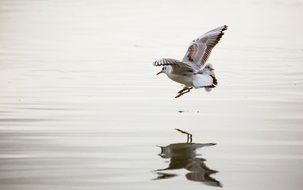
[154, 129, 222, 187]
[153, 25, 227, 98]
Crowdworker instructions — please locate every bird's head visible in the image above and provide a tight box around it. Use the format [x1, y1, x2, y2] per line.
[156, 66, 170, 75]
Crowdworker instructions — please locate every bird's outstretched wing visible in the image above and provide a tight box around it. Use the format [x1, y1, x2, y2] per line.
[153, 58, 194, 74]
[182, 25, 228, 71]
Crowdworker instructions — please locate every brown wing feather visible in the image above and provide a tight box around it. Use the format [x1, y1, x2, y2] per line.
[182, 25, 228, 70]
[186, 44, 198, 62]
[201, 31, 225, 64]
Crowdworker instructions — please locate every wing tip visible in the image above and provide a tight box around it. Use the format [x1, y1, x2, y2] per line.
[218, 25, 228, 37]
[153, 60, 160, 66]
[222, 25, 228, 31]
[219, 25, 228, 35]
[152, 58, 174, 66]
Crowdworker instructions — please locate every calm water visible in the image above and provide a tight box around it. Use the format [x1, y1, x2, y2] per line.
[0, 0, 303, 189]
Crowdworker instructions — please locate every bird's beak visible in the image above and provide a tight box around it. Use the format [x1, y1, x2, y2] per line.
[209, 68, 215, 71]
[157, 70, 164, 75]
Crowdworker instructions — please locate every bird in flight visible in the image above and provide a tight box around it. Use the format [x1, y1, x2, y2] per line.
[153, 25, 228, 98]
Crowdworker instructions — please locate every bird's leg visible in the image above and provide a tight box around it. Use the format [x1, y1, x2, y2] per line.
[175, 87, 192, 98]
[177, 87, 188, 94]
[177, 87, 192, 94]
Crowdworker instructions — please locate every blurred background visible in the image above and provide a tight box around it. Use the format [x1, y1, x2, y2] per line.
[0, 0, 303, 189]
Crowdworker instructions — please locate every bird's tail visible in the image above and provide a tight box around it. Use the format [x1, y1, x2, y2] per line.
[193, 74, 216, 89]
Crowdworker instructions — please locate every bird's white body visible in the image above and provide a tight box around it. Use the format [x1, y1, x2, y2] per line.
[192, 73, 215, 88]
[165, 68, 193, 87]
[164, 65, 215, 88]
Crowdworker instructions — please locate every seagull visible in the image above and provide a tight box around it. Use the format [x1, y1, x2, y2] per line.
[153, 25, 227, 98]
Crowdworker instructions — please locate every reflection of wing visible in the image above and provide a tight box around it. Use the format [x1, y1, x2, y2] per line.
[182, 25, 227, 70]
[186, 172, 222, 187]
[152, 172, 177, 180]
[153, 58, 194, 74]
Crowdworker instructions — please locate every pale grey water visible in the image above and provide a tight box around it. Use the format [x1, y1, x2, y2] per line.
[0, 0, 303, 189]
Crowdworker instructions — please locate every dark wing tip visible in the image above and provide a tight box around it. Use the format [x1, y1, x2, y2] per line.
[217, 25, 228, 38]
[223, 25, 228, 31]
[153, 58, 177, 66]
[153, 60, 160, 66]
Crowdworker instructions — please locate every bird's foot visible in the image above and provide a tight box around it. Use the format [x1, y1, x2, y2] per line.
[175, 93, 183, 98]
[177, 87, 187, 94]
